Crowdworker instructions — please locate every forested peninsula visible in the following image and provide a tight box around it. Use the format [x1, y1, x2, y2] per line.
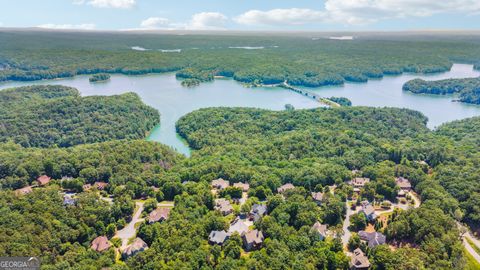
[1, 94, 480, 268]
[2, 31, 480, 87]
[403, 77, 480, 104]
[0, 85, 159, 147]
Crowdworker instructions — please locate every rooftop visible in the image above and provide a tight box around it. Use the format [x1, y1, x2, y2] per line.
[358, 231, 386, 248]
[91, 236, 111, 252]
[277, 183, 295, 193]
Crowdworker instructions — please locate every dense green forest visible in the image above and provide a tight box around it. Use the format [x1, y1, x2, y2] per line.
[403, 77, 480, 104]
[0, 85, 159, 147]
[2, 31, 480, 87]
[0, 101, 480, 269]
[89, 73, 111, 82]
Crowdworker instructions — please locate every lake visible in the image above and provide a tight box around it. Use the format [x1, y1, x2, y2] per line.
[1, 64, 479, 156]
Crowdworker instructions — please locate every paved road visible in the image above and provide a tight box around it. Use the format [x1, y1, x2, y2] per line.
[115, 201, 145, 249]
[342, 201, 357, 248]
[458, 222, 480, 263]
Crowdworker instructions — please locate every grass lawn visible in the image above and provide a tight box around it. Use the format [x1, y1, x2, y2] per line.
[466, 237, 480, 255]
[463, 249, 480, 270]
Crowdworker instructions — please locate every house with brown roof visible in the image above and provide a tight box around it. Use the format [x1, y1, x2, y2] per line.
[395, 177, 412, 192]
[311, 192, 324, 205]
[147, 207, 171, 224]
[277, 183, 295, 193]
[15, 186, 33, 196]
[350, 178, 370, 188]
[214, 198, 233, 216]
[242, 229, 264, 251]
[311, 221, 328, 240]
[208, 230, 230, 245]
[37, 175, 51, 186]
[91, 236, 111, 252]
[358, 231, 386, 248]
[233, 182, 250, 192]
[350, 248, 370, 270]
[122, 238, 148, 259]
[94, 182, 108, 190]
[211, 178, 230, 190]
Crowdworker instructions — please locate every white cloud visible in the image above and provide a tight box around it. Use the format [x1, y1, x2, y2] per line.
[235, 0, 480, 26]
[135, 12, 228, 31]
[37, 23, 96, 30]
[235, 8, 328, 26]
[140, 17, 170, 29]
[73, 0, 135, 9]
[188, 12, 228, 30]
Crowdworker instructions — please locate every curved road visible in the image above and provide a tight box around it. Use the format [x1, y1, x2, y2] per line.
[115, 201, 145, 249]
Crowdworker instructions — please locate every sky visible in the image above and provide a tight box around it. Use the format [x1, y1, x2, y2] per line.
[1, 0, 480, 31]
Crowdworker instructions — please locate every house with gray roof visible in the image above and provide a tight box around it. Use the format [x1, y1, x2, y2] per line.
[360, 201, 377, 221]
[209, 230, 230, 245]
[228, 218, 249, 235]
[358, 231, 386, 248]
[249, 204, 267, 222]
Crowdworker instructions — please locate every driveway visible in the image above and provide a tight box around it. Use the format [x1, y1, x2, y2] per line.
[115, 201, 145, 249]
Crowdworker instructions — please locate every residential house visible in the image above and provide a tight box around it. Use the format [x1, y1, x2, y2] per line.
[211, 178, 230, 190]
[360, 201, 377, 221]
[310, 221, 328, 240]
[277, 183, 295, 193]
[233, 182, 250, 192]
[311, 192, 324, 205]
[350, 178, 370, 189]
[242, 229, 264, 251]
[63, 194, 76, 206]
[91, 236, 111, 252]
[395, 177, 412, 192]
[148, 207, 171, 223]
[358, 231, 386, 248]
[15, 186, 33, 196]
[249, 204, 267, 222]
[94, 182, 108, 190]
[350, 248, 370, 270]
[208, 230, 230, 245]
[37, 175, 51, 186]
[122, 238, 148, 259]
[215, 198, 233, 216]
[82, 184, 92, 191]
[228, 218, 249, 235]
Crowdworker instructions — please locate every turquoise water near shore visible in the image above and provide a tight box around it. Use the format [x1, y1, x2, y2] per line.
[1, 64, 479, 156]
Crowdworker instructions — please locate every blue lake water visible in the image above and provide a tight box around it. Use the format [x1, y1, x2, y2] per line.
[1, 64, 479, 156]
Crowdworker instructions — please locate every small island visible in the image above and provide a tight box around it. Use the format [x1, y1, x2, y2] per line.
[403, 77, 480, 104]
[181, 78, 201, 87]
[89, 73, 111, 83]
[327, 97, 352, 106]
